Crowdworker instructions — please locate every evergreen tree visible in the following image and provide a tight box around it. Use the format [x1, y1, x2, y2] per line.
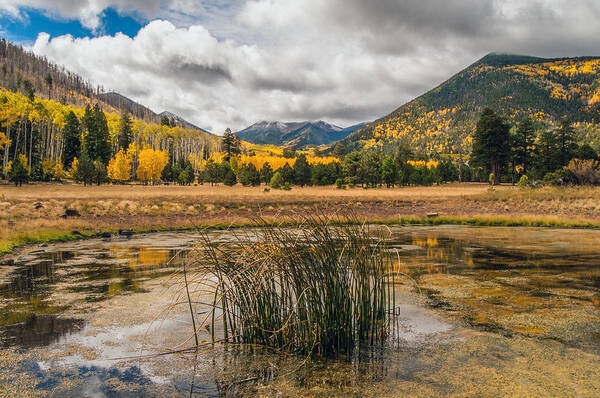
[278, 163, 295, 184]
[512, 117, 535, 175]
[8, 155, 28, 186]
[93, 159, 107, 186]
[238, 163, 261, 186]
[381, 156, 397, 187]
[204, 159, 221, 186]
[260, 162, 274, 185]
[62, 111, 81, 168]
[222, 128, 241, 161]
[535, 128, 560, 178]
[22, 79, 34, 101]
[83, 104, 112, 164]
[471, 108, 511, 185]
[161, 163, 175, 182]
[74, 149, 95, 186]
[293, 154, 311, 186]
[557, 117, 577, 166]
[220, 161, 237, 186]
[160, 115, 171, 126]
[333, 142, 346, 158]
[342, 151, 361, 185]
[44, 73, 53, 99]
[117, 112, 133, 151]
[178, 166, 195, 185]
[359, 151, 382, 187]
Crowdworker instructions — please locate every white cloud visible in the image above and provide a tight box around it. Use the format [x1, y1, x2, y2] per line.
[17, 1, 600, 133]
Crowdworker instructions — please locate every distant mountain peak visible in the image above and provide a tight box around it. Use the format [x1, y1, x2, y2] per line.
[237, 120, 364, 147]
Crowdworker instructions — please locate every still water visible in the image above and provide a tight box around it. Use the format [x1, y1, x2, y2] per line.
[0, 227, 598, 397]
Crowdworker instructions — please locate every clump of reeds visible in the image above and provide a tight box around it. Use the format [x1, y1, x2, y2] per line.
[193, 216, 397, 358]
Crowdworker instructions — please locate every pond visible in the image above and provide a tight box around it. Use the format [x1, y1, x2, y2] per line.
[0, 226, 599, 397]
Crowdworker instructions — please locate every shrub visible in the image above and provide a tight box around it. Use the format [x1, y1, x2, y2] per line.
[543, 169, 576, 186]
[517, 175, 529, 189]
[270, 172, 284, 189]
[335, 178, 346, 189]
[565, 159, 600, 185]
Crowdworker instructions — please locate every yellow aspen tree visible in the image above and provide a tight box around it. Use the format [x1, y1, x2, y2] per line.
[107, 149, 132, 182]
[136, 148, 168, 184]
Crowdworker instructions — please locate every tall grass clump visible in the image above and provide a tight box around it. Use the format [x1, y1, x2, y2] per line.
[195, 216, 397, 358]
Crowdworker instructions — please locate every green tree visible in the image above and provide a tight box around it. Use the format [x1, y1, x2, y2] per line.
[342, 151, 361, 184]
[93, 159, 107, 186]
[161, 162, 175, 182]
[117, 112, 133, 151]
[8, 155, 28, 186]
[44, 73, 53, 99]
[74, 149, 95, 186]
[359, 151, 382, 187]
[220, 161, 237, 186]
[222, 129, 241, 161]
[381, 156, 397, 187]
[436, 160, 459, 183]
[238, 163, 261, 186]
[22, 79, 35, 101]
[557, 117, 577, 166]
[535, 128, 560, 178]
[62, 111, 81, 168]
[203, 159, 221, 186]
[178, 166, 195, 185]
[512, 117, 536, 175]
[270, 172, 284, 189]
[83, 104, 112, 164]
[333, 142, 346, 158]
[471, 108, 511, 185]
[260, 162, 274, 185]
[293, 154, 311, 186]
[278, 163, 295, 184]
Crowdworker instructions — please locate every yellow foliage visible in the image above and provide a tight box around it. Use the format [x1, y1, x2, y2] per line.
[136, 148, 168, 183]
[107, 149, 133, 182]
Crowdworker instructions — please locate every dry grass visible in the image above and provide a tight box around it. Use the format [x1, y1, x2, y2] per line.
[1, 182, 600, 256]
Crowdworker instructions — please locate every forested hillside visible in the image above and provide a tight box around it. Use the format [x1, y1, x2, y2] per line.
[343, 53, 600, 155]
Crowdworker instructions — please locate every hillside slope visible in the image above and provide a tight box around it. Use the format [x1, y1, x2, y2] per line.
[0, 38, 206, 133]
[237, 121, 364, 147]
[343, 53, 600, 154]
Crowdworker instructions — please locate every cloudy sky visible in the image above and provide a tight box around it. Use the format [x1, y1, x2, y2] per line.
[1, 1, 599, 133]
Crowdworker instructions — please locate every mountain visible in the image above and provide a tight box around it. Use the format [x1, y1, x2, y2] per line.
[0, 38, 209, 133]
[237, 120, 365, 147]
[342, 53, 600, 154]
[157, 111, 203, 131]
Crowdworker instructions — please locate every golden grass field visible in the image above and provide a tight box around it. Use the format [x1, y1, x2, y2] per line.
[1, 182, 600, 256]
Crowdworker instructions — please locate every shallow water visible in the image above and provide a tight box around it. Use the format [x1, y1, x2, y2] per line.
[0, 227, 599, 397]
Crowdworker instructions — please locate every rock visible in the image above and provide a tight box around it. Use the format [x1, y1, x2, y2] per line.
[119, 229, 134, 237]
[34, 202, 43, 210]
[4, 259, 15, 266]
[64, 209, 81, 217]
[427, 212, 439, 218]
[71, 230, 83, 236]
[99, 232, 112, 239]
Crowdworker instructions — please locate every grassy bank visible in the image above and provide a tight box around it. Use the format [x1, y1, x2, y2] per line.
[2, 183, 600, 256]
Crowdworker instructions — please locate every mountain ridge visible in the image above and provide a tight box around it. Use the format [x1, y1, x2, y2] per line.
[341, 52, 600, 153]
[237, 120, 365, 147]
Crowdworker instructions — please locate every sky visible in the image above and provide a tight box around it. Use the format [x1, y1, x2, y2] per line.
[1, 1, 600, 133]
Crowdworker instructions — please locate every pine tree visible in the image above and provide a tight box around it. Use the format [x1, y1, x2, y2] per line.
[260, 162, 274, 185]
[381, 156, 397, 187]
[44, 73, 52, 99]
[535, 128, 560, 178]
[62, 111, 81, 168]
[220, 161, 237, 186]
[293, 154, 311, 186]
[8, 154, 28, 186]
[512, 117, 536, 175]
[83, 104, 112, 164]
[74, 149, 95, 186]
[222, 129, 241, 161]
[471, 108, 511, 185]
[117, 112, 133, 151]
[557, 117, 577, 166]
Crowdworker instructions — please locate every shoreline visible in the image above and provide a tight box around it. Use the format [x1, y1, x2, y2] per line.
[3, 214, 599, 259]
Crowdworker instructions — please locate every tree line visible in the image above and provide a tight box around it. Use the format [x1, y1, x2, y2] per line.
[471, 108, 599, 186]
